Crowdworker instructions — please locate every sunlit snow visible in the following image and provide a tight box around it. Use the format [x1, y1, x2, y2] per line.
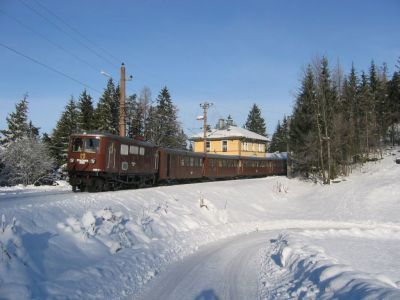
[1, 149, 400, 299]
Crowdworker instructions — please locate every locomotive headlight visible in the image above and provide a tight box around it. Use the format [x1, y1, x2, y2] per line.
[69, 158, 75, 163]
[89, 158, 96, 164]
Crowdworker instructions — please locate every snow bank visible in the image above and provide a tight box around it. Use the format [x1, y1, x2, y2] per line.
[260, 233, 400, 299]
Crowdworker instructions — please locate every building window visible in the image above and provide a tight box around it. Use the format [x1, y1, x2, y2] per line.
[206, 141, 210, 152]
[222, 140, 228, 152]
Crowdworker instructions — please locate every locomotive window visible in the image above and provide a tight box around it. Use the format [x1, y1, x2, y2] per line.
[72, 138, 83, 152]
[85, 139, 100, 153]
[121, 144, 129, 155]
[73, 138, 100, 153]
[139, 147, 145, 156]
[130, 145, 139, 155]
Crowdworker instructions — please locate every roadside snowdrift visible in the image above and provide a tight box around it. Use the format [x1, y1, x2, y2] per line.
[260, 231, 400, 299]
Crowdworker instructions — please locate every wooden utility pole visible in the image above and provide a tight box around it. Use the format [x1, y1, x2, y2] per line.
[200, 101, 213, 153]
[119, 63, 126, 137]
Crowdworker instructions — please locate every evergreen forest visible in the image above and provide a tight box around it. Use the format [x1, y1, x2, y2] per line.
[270, 57, 400, 183]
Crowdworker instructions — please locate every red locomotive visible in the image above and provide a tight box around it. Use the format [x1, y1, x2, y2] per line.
[67, 132, 287, 192]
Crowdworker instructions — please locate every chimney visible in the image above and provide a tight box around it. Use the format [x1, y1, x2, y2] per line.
[218, 118, 225, 130]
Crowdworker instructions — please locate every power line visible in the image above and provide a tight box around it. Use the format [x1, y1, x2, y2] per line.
[0, 9, 101, 73]
[31, 0, 121, 65]
[0, 42, 101, 94]
[17, 0, 118, 69]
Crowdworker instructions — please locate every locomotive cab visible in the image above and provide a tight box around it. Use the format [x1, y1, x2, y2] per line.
[68, 136, 103, 170]
[67, 132, 158, 192]
[67, 134, 106, 192]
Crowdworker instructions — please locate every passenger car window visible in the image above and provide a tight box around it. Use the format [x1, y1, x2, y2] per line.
[139, 147, 145, 156]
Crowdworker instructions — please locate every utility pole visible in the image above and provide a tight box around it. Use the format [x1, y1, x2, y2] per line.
[200, 101, 213, 153]
[119, 63, 126, 137]
[118, 63, 133, 137]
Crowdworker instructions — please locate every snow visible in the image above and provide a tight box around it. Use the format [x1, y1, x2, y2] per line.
[1, 149, 400, 299]
[190, 125, 269, 141]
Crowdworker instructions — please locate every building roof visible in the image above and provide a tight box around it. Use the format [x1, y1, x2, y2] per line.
[190, 126, 269, 142]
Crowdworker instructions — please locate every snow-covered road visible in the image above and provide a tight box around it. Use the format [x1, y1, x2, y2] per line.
[137, 231, 270, 300]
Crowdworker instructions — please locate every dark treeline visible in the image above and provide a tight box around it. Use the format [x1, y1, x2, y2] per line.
[270, 57, 400, 183]
[1, 76, 268, 185]
[49, 81, 187, 165]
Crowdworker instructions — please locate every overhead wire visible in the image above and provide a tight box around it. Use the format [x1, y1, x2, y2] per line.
[0, 8, 101, 73]
[0, 42, 101, 94]
[31, 0, 121, 66]
[17, 0, 119, 69]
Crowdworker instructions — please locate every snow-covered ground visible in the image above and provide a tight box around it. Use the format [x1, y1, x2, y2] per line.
[1, 150, 400, 299]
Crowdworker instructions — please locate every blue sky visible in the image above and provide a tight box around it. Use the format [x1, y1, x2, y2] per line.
[0, 0, 399, 137]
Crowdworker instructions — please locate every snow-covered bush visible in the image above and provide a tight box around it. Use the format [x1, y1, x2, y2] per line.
[58, 208, 136, 254]
[0, 137, 54, 186]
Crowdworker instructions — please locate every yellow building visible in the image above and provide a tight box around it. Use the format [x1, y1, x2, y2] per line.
[190, 126, 269, 157]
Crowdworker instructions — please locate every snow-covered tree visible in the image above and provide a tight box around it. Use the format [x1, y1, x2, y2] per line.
[0, 95, 38, 145]
[0, 137, 54, 185]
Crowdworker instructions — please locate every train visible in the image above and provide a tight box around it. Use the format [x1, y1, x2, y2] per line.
[66, 132, 287, 192]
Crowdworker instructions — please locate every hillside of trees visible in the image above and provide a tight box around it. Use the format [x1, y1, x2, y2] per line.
[270, 57, 400, 183]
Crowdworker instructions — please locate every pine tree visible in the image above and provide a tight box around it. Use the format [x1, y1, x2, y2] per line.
[289, 65, 318, 175]
[144, 105, 158, 143]
[77, 90, 94, 131]
[1, 96, 30, 145]
[244, 104, 267, 136]
[340, 64, 359, 166]
[94, 79, 119, 134]
[316, 57, 337, 181]
[270, 116, 289, 152]
[50, 97, 79, 165]
[387, 69, 400, 144]
[126, 94, 139, 138]
[145, 87, 186, 149]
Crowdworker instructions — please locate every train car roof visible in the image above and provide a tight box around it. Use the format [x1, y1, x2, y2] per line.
[161, 148, 205, 157]
[70, 132, 156, 147]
